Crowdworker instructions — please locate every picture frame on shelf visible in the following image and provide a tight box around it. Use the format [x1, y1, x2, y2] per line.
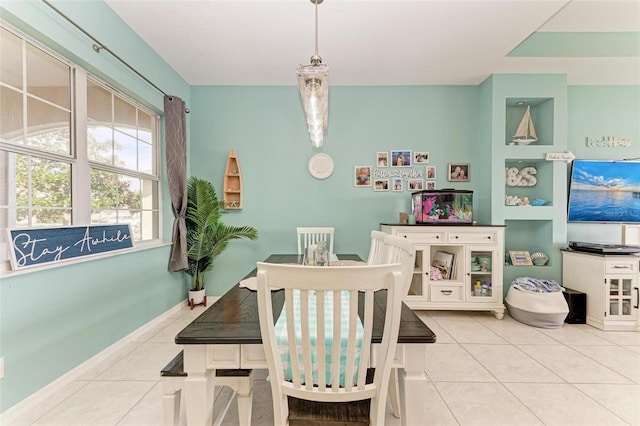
[374, 179, 389, 192]
[392, 178, 403, 192]
[448, 163, 470, 182]
[414, 151, 430, 164]
[509, 250, 533, 266]
[376, 152, 389, 167]
[391, 150, 412, 167]
[354, 166, 372, 187]
[426, 166, 436, 180]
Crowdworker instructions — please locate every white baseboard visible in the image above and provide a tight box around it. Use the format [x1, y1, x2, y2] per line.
[0, 298, 200, 422]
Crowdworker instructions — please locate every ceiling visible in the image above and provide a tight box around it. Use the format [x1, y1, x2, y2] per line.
[105, 0, 640, 86]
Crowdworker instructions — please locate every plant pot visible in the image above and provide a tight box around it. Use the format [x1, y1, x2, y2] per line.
[188, 289, 207, 310]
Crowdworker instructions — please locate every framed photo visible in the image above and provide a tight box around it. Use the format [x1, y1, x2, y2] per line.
[392, 178, 403, 192]
[426, 166, 437, 180]
[374, 179, 389, 192]
[354, 166, 371, 187]
[509, 250, 533, 266]
[408, 178, 423, 191]
[376, 152, 389, 167]
[448, 163, 470, 182]
[426, 181, 436, 190]
[391, 150, 412, 167]
[414, 151, 430, 164]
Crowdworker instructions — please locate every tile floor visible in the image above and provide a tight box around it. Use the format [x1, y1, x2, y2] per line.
[3, 306, 640, 426]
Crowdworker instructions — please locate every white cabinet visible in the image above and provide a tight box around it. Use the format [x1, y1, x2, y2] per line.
[382, 225, 505, 319]
[562, 250, 640, 331]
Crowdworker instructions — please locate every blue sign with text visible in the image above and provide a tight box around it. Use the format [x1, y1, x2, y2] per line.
[8, 225, 133, 270]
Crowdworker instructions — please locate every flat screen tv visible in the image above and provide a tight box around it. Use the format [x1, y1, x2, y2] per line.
[567, 160, 640, 223]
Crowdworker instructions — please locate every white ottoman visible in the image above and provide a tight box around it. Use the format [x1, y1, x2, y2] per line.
[505, 278, 569, 328]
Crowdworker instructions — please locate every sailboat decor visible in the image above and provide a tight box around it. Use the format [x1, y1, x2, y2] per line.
[512, 105, 538, 145]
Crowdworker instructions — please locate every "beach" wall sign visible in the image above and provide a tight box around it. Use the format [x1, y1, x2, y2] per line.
[7, 224, 133, 270]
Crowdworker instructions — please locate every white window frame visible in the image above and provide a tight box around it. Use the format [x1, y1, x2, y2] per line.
[1, 24, 163, 274]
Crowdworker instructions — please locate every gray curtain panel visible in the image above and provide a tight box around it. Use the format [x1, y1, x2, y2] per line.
[165, 95, 188, 271]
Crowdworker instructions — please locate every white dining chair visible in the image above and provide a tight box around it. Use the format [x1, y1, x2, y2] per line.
[366, 230, 388, 265]
[296, 226, 335, 255]
[382, 234, 416, 419]
[256, 262, 404, 426]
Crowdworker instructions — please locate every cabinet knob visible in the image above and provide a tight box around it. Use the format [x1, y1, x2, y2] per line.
[435, 236, 439, 239]
[454, 235, 459, 239]
[441, 290, 452, 296]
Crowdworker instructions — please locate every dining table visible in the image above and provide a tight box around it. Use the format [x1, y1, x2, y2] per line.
[175, 254, 437, 426]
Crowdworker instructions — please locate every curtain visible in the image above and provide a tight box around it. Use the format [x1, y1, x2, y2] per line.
[165, 95, 188, 271]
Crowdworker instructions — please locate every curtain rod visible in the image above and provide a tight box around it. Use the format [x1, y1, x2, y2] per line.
[42, 0, 189, 113]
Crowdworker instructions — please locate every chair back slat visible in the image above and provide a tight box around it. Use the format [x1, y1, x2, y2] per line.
[383, 234, 416, 295]
[297, 227, 335, 255]
[367, 230, 388, 265]
[256, 262, 404, 425]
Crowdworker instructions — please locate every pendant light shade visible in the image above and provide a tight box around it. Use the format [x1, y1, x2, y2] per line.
[297, 0, 329, 148]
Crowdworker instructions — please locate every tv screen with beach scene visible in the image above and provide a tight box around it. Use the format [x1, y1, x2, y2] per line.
[567, 160, 640, 223]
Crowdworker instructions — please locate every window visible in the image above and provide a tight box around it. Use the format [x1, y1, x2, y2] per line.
[0, 25, 161, 266]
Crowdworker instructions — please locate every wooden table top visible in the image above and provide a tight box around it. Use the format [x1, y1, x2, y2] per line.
[176, 254, 437, 346]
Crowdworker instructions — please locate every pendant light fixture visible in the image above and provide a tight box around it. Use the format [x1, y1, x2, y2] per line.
[297, 0, 329, 148]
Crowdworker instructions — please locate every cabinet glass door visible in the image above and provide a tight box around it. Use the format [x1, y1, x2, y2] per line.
[467, 248, 497, 302]
[407, 249, 425, 297]
[607, 277, 637, 320]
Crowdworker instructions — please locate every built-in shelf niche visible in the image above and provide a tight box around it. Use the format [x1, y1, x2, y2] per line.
[505, 98, 554, 146]
[504, 159, 554, 207]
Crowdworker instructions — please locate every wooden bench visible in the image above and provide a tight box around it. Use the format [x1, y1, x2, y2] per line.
[161, 351, 253, 426]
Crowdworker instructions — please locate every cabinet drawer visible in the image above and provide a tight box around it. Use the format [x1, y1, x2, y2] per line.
[397, 231, 446, 243]
[448, 231, 498, 244]
[431, 284, 464, 302]
[605, 260, 637, 274]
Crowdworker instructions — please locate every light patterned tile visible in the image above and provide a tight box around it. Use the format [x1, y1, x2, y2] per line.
[580, 327, 640, 346]
[33, 381, 154, 426]
[463, 344, 563, 383]
[517, 345, 632, 384]
[474, 314, 558, 345]
[506, 383, 627, 426]
[574, 383, 640, 425]
[435, 382, 542, 425]
[146, 317, 195, 343]
[96, 342, 180, 381]
[425, 344, 495, 382]
[570, 345, 640, 383]
[431, 318, 507, 344]
[537, 325, 615, 346]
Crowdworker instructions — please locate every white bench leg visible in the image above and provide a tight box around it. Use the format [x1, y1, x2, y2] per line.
[215, 371, 254, 426]
[162, 377, 184, 426]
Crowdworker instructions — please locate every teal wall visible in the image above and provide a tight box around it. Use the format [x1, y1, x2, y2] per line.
[0, 0, 190, 412]
[189, 85, 484, 295]
[1, 0, 639, 416]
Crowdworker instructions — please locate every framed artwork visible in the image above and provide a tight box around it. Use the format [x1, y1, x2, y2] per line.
[376, 152, 389, 167]
[354, 166, 371, 187]
[426, 181, 436, 190]
[509, 250, 533, 266]
[392, 178, 403, 192]
[426, 166, 437, 180]
[448, 163, 470, 182]
[414, 151, 430, 164]
[374, 179, 389, 192]
[408, 178, 423, 191]
[391, 150, 412, 167]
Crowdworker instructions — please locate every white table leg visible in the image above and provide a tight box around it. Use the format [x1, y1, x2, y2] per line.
[398, 344, 428, 426]
[184, 346, 215, 426]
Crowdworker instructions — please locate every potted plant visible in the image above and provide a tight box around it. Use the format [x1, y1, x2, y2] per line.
[185, 176, 258, 308]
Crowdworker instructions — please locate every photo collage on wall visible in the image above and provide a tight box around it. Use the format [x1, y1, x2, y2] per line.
[355, 150, 440, 192]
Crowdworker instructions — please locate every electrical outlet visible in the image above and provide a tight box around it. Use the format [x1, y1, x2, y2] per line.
[0, 357, 4, 379]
